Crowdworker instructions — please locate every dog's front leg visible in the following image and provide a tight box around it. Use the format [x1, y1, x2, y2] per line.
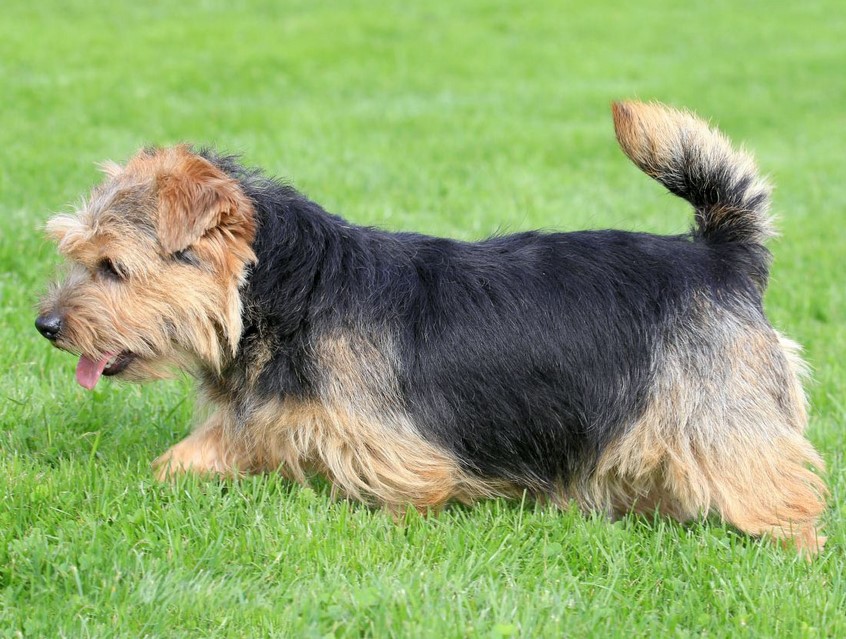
[153, 412, 246, 480]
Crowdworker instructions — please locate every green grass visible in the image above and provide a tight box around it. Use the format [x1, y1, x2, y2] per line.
[2, 0, 845, 636]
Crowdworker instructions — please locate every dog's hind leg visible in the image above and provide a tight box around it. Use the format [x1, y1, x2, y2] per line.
[592, 414, 826, 554]
[590, 323, 827, 554]
[704, 433, 826, 554]
[703, 332, 827, 553]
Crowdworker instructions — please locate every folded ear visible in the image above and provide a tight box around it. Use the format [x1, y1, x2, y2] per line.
[156, 151, 255, 254]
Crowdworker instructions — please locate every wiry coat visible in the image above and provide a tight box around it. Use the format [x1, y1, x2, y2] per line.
[38, 102, 827, 553]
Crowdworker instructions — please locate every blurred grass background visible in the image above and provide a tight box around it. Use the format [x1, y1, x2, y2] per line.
[1, 1, 844, 636]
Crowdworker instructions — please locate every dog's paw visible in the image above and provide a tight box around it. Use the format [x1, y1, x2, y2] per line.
[152, 432, 231, 481]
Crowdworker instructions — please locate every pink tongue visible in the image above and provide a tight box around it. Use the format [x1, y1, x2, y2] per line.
[75, 354, 113, 390]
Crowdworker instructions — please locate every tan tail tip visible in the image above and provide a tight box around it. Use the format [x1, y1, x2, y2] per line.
[609, 100, 693, 163]
[610, 100, 650, 160]
[610, 100, 634, 122]
[611, 100, 665, 124]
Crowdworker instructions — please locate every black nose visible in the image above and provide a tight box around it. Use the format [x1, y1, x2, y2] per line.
[35, 313, 63, 341]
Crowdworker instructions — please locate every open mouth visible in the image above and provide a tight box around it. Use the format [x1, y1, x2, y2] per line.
[103, 351, 135, 376]
[76, 351, 136, 389]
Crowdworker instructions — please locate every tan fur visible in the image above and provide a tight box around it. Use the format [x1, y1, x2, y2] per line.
[240, 398, 494, 509]
[153, 413, 236, 479]
[96, 160, 124, 180]
[41, 147, 256, 376]
[156, 399, 495, 510]
[584, 304, 826, 554]
[147, 147, 256, 255]
[158, 331, 499, 510]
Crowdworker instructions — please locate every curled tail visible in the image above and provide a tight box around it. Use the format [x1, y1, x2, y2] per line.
[612, 101, 774, 246]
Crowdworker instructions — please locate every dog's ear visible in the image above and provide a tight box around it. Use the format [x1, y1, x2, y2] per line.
[96, 160, 123, 179]
[156, 150, 255, 254]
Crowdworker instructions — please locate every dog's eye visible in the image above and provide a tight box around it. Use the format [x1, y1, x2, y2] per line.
[173, 248, 200, 267]
[98, 257, 125, 281]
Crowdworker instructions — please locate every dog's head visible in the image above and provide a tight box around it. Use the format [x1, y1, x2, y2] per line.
[36, 146, 256, 388]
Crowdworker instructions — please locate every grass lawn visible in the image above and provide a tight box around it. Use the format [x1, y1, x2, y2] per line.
[2, 0, 845, 636]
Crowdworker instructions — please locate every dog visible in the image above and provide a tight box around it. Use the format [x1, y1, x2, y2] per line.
[36, 101, 827, 553]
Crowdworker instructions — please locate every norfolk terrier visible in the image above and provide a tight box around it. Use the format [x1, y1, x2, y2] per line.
[36, 102, 827, 553]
